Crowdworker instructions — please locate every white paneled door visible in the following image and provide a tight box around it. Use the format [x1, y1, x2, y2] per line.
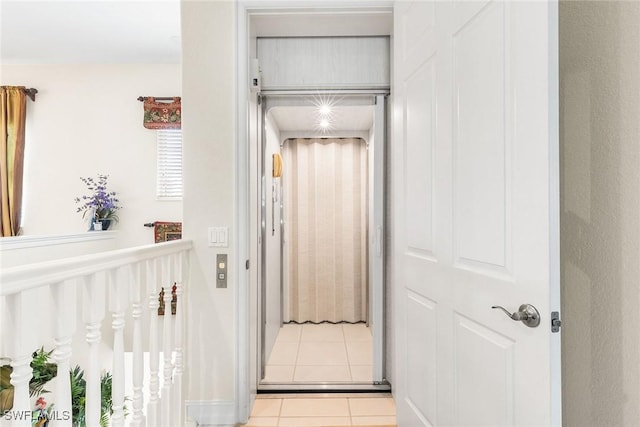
[392, 1, 560, 426]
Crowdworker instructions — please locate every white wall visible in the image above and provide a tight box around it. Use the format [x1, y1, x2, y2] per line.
[0, 233, 119, 268]
[560, 2, 640, 425]
[0, 64, 182, 250]
[181, 0, 237, 417]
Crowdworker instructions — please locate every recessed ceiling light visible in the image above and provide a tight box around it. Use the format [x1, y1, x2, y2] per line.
[319, 104, 332, 116]
[311, 93, 340, 133]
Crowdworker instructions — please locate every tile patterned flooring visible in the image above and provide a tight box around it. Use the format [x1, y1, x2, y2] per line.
[246, 395, 397, 427]
[250, 325, 395, 426]
[264, 323, 373, 383]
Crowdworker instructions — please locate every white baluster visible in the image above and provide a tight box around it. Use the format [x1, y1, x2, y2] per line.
[9, 357, 31, 427]
[129, 263, 144, 427]
[171, 252, 185, 427]
[161, 256, 173, 427]
[6, 292, 32, 427]
[146, 259, 160, 427]
[82, 272, 106, 427]
[52, 280, 76, 427]
[108, 268, 128, 427]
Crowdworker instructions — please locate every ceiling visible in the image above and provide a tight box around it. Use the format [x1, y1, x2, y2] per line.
[1, 1, 181, 64]
[1, 1, 392, 64]
[269, 105, 374, 133]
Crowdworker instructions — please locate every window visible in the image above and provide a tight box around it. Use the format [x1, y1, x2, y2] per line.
[157, 129, 183, 199]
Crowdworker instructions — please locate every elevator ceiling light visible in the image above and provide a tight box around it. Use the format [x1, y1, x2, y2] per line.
[319, 104, 332, 116]
[310, 93, 339, 133]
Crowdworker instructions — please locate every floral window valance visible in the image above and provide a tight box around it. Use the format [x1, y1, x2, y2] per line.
[143, 97, 181, 129]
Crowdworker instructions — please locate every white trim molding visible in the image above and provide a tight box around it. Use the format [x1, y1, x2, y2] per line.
[0, 231, 116, 250]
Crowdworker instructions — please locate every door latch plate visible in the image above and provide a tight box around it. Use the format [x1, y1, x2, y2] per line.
[551, 311, 562, 333]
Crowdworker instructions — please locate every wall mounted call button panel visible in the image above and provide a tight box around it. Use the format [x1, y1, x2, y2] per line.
[216, 254, 228, 288]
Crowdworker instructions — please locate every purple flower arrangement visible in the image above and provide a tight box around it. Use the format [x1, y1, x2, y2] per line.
[74, 174, 121, 222]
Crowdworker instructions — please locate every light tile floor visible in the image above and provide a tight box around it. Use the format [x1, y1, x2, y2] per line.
[264, 324, 373, 383]
[245, 395, 397, 427]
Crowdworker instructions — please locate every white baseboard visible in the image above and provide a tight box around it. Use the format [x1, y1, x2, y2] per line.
[185, 400, 236, 427]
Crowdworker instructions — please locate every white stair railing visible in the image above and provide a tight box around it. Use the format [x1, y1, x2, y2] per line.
[0, 239, 192, 427]
[83, 272, 106, 427]
[146, 259, 161, 427]
[52, 280, 74, 427]
[130, 264, 144, 427]
[161, 277, 173, 427]
[109, 267, 127, 427]
[171, 253, 185, 427]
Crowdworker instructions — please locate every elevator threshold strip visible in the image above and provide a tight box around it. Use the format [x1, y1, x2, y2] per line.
[284, 320, 367, 325]
[257, 382, 391, 394]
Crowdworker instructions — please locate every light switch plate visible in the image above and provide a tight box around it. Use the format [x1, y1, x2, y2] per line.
[208, 227, 229, 247]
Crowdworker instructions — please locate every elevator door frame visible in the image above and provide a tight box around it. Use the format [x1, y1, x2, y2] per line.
[256, 93, 388, 392]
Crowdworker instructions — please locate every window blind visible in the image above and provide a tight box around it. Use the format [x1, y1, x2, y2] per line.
[157, 129, 183, 199]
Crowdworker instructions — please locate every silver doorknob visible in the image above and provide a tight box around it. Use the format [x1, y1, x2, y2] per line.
[491, 304, 540, 328]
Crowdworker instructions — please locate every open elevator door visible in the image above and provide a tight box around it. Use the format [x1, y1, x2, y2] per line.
[369, 95, 386, 384]
[252, 29, 391, 394]
[256, 94, 388, 391]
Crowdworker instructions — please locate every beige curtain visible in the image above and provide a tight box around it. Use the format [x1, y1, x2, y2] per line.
[0, 87, 27, 237]
[283, 138, 367, 323]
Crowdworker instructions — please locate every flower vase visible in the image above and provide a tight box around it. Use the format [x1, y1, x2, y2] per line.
[88, 208, 96, 231]
[94, 219, 112, 231]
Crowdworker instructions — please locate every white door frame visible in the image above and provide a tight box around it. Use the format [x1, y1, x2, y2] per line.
[235, 1, 393, 422]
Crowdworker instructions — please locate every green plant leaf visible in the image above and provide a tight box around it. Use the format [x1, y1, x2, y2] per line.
[100, 371, 113, 426]
[70, 365, 86, 426]
[29, 347, 57, 397]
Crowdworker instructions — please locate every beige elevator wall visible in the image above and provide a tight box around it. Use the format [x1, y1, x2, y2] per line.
[560, 2, 640, 425]
[283, 138, 368, 323]
[264, 114, 282, 363]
